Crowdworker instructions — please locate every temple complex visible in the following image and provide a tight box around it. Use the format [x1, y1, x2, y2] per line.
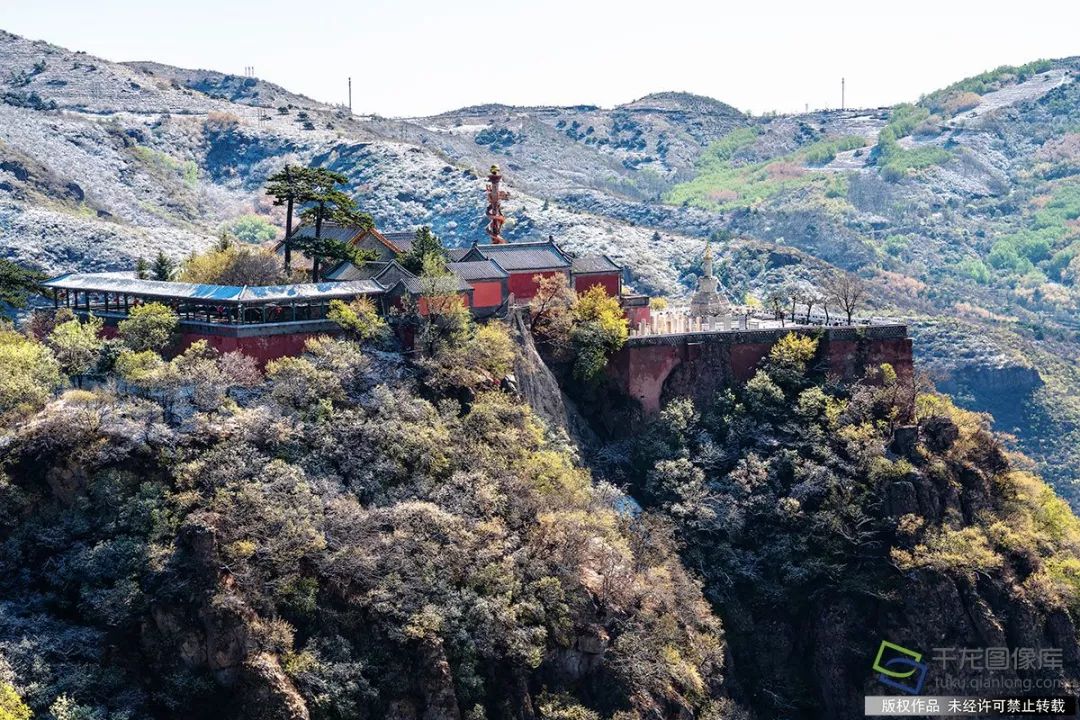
[40, 164, 635, 362]
[38, 165, 911, 413]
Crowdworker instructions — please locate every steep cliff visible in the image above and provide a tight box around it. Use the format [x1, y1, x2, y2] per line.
[508, 309, 598, 450]
[0, 328, 729, 720]
[587, 334, 1080, 718]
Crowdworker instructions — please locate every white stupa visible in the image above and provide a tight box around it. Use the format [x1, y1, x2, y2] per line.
[689, 241, 729, 318]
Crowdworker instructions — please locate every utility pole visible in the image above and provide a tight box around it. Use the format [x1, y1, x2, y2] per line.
[348, 77, 352, 113]
[841, 77, 845, 110]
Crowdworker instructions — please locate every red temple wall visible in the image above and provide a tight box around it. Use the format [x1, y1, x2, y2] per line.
[573, 273, 621, 297]
[470, 280, 506, 308]
[178, 331, 331, 366]
[507, 270, 567, 301]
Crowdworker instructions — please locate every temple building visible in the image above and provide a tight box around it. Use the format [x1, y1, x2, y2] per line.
[41, 165, 648, 363]
[41, 272, 385, 362]
[275, 223, 416, 269]
[454, 239, 573, 301]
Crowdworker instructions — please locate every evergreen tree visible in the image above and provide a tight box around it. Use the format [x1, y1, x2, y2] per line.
[265, 164, 315, 274]
[0, 259, 44, 308]
[294, 168, 375, 281]
[135, 256, 150, 280]
[151, 252, 176, 281]
[397, 226, 446, 275]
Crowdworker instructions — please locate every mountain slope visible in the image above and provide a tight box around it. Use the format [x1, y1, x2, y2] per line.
[3, 28, 1080, 502]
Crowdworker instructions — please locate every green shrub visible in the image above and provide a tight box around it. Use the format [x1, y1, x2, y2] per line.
[893, 526, 1003, 573]
[224, 214, 278, 244]
[0, 683, 30, 720]
[957, 258, 991, 284]
[801, 135, 866, 166]
[117, 302, 178, 352]
[885, 104, 930, 139]
[0, 330, 63, 418]
[328, 297, 388, 343]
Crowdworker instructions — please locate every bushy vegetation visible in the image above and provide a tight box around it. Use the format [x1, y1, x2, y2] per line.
[529, 277, 629, 381]
[179, 239, 283, 286]
[874, 126, 951, 182]
[131, 145, 199, 188]
[921, 59, 1054, 114]
[665, 129, 862, 211]
[986, 179, 1080, 280]
[0, 324, 63, 421]
[0, 316, 727, 719]
[117, 302, 178, 353]
[327, 297, 389, 344]
[884, 103, 931, 139]
[222, 214, 279, 245]
[801, 135, 866, 166]
[592, 334, 1080, 716]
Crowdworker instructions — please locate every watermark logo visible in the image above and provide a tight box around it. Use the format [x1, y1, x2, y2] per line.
[873, 640, 928, 695]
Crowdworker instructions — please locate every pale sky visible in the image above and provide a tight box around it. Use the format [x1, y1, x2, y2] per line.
[3, 0, 1078, 117]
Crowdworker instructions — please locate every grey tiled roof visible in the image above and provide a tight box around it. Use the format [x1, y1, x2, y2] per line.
[447, 247, 471, 262]
[447, 260, 508, 281]
[394, 274, 471, 294]
[372, 261, 415, 287]
[287, 222, 365, 243]
[571, 255, 621, 274]
[323, 261, 390, 281]
[467, 241, 571, 271]
[381, 231, 416, 253]
[44, 272, 385, 303]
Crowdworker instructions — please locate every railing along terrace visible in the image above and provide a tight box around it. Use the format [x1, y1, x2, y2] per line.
[42, 274, 386, 329]
[69, 299, 333, 325]
[632, 307, 892, 339]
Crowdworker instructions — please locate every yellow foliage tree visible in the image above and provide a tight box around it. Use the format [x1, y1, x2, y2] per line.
[570, 286, 628, 380]
[0, 682, 30, 720]
[0, 330, 63, 420]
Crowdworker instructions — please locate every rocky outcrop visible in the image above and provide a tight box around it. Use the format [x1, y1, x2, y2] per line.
[936, 363, 1043, 396]
[239, 654, 310, 720]
[509, 309, 597, 449]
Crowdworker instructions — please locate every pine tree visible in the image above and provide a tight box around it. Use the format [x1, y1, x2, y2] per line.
[0, 258, 45, 307]
[265, 164, 314, 274]
[398, 226, 446, 275]
[295, 168, 374, 281]
[151, 251, 176, 281]
[135, 256, 150, 280]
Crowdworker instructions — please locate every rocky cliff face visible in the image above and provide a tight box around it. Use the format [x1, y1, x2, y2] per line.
[587, 335, 1080, 719]
[508, 310, 598, 450]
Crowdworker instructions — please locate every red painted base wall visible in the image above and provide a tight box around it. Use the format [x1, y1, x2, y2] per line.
[179, 332, 332, 366]
[608, 331, 914, 416]
[98, 323, 331, 367]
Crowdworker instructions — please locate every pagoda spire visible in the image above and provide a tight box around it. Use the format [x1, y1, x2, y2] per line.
[485, 164, 510, 244]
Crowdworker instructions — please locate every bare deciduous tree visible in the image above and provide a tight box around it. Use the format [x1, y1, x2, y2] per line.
[825, 273, 868, 325]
